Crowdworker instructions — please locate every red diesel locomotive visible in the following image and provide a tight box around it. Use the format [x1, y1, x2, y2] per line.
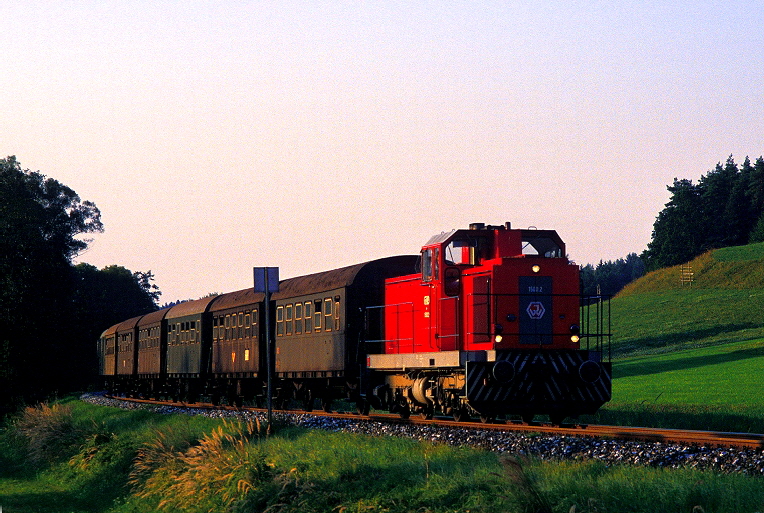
[98, 222, 611, 424]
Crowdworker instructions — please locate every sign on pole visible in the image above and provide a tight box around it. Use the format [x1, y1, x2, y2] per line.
[253, 267, 280, 293]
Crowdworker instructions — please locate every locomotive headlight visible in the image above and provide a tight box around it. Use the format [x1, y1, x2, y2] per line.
[494, 323, 504, 343]
[532, 265, 541, 273]
[494, 335, 503, 343]
[571, 335, 580, 343]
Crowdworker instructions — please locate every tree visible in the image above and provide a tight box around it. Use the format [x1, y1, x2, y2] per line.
[70, 264, 160, 387]
[642, 178, 703, 271]
[0, 156, 104, 407]
[579, 253, 645, 297]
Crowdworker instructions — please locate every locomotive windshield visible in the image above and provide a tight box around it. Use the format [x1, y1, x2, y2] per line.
[521, 234, 563, 257]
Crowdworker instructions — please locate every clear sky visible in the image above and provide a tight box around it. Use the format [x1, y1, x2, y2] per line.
[3, 1, 763, 302]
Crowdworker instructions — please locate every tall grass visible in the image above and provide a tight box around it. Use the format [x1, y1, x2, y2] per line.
[12, 402, 82, 467]
[3, 399, 764, 512]
[130, 418, 272, 512]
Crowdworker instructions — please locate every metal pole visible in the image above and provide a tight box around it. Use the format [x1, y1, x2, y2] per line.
[264, 270, 273, 433]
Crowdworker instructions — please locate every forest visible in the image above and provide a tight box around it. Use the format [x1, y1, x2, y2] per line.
[1, 153, 762, 408]
[0, 157, 159, 411]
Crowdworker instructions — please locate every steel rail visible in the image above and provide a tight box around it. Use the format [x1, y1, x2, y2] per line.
[107, 396, 764, 450]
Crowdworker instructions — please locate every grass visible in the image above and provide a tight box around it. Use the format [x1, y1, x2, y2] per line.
[3, 399, 764, 513]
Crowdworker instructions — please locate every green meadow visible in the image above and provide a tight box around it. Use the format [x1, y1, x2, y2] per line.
[578, 243, 764, 432]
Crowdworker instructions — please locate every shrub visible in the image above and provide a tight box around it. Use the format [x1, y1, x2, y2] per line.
[130, 418, 273, 512]
[12, 402, 82, 467]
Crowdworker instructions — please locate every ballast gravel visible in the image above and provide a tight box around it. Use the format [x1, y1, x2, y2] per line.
[81, 393, 764, 475]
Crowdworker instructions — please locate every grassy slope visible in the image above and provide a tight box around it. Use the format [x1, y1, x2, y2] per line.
[612, 242, 764, 356]
[588, 243, 764, 431]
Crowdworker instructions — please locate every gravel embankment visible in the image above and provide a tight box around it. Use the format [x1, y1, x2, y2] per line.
[81, 393, 764, 475]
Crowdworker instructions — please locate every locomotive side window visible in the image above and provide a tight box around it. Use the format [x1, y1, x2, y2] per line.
[276, 306, 284, 337]
[422, 249, 433, 282]
[304, 301, 312, 332]
[445, 237, 488, 265]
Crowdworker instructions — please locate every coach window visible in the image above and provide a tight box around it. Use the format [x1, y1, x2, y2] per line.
[286, 304, 293, 335]
[191, 321, 197, 342]
[238, 312, 244, 339]
[314, 299, 322, 331]
[295, 302, 303, 335]
[304, 302, 313, 332]
[252, 309, 258, 339]
[334, 297, 341, 331]
[276, 306, 284, 337]
[225, 315, 231, 340]
[323, 298, 333, 332]
[245, 312, 251, 338]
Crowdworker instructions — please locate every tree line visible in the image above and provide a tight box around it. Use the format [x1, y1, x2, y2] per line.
[642, 155, 764, 271]
[0, 157, 159, 410]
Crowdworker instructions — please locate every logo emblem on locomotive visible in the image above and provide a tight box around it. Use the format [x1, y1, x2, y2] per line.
[526, 301, 545, 319]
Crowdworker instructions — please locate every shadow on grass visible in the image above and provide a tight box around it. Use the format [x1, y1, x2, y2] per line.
[614, 344, 764, 379]
[613, 323, 763, 357]
[580, 404, 764, 434]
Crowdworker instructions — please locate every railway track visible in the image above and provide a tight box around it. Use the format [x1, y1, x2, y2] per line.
[108, 395, 764, 450]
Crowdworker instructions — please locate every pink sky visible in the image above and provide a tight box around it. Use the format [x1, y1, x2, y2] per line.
[3, 1, 763, 302]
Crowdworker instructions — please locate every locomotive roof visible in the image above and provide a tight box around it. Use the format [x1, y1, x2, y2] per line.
[273, 255, 418, 299]
[165, 295, 219, 319]
[209, 288, 265, 312]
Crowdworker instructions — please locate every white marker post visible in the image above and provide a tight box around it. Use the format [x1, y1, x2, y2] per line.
[254, 266, 279, 432]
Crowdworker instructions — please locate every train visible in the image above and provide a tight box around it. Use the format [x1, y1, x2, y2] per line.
[97, 222, 611, 424]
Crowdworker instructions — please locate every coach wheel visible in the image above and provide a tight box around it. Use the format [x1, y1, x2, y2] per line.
[419, 406, 434, 420]
[321, 397, 333, 413]
[549, 412, 566, 426]
[356, 398, 370, 416]
[521, 413, 535, 424]
[302, 389, 314, 412]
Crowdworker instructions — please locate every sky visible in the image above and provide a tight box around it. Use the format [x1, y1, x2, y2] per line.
[3, 1, 764, 302]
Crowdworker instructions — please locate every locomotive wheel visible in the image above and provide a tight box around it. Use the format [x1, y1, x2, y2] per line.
[321, 397, 333, 413]
[479, 415, 496, 424]
[452, 407, 469, 423]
